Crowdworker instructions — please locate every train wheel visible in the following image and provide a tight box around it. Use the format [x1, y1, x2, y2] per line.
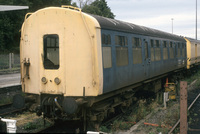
[13, 94, 25, 109]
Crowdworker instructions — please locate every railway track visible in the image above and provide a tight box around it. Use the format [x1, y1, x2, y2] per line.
[0, 103, 25, 116]
[0, 84, 24, 116]
[31, 119, 55, 133]
[0, 85, 21, 94]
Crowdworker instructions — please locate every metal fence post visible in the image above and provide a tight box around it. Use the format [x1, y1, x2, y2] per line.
[12, 53, 14, 68]
[9, 53, 12, 69]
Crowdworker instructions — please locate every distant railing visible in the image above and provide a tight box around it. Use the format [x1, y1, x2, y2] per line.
[0, 53, 20, 74]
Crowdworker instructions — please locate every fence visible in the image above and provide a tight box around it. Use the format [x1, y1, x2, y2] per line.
[0, 53, 20, 73]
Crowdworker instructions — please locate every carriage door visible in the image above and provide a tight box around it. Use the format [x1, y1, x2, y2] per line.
[144, 40, 151, 78]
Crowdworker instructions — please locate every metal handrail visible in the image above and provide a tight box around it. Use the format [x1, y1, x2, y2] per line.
[24, 13, 32, 21]
[61, 5, 81, 12]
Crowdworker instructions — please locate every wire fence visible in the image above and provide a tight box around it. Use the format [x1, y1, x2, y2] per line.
[0, 53, 20, 73]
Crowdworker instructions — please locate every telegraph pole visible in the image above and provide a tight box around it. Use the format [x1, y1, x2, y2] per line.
[171, 18, 174, 34]
[196, 0, 197, 40]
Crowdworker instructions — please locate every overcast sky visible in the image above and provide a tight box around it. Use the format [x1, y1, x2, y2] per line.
[74, 0, 200, 40]
[106, 0, 200, 39]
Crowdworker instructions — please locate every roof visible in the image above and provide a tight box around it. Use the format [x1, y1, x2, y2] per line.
[184, 37, 200, 44]
[90, 14, 185, 42]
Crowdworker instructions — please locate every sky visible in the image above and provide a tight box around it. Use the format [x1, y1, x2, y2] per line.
[74, 0, 200, 40]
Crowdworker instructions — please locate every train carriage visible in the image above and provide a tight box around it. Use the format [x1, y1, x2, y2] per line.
[91, 14, 187, 93]
[184, 37, 200, 69]
[20, 6, 188, 130]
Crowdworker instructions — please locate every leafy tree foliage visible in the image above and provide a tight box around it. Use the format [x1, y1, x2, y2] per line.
[0, 0, 71, 53]
[82, 0, 115, 19]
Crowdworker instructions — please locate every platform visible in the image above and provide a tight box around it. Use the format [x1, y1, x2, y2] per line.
[0, 73, 20, 88]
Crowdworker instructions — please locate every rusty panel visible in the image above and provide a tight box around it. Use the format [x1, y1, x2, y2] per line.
[180, 81, 187, 134]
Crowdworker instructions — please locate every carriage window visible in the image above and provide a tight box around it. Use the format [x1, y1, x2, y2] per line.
[163, 41, 168, 60]
[115, 35, 128, 46]
[169, 42, 174, 59]
[151, 39, 155, 61]
[145, 42, 148, 59]
[43, 34, 59, 69]
[177, 43, 181, 58]
[132, 37, 142, 64]
[116, 47, 129, 66]
[182, 43, 186, 57]
[132, 37, 141, 47]
[170, 42, 173, 47]
[155, 40, 161, 61]
[115, 35, 128, 66]
[163, 41, 167, 47]
[102, 34, 111, 45]
[102, 47, 112, 68]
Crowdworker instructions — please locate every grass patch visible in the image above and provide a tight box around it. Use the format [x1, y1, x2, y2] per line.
[24, 122, 38, 130]
[184, 70, 200, 84]
[0, 96, 13, 105]
[100, 99, 159, 133]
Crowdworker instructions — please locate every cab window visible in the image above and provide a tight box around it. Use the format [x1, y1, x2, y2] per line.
[43, 34, 59, 69]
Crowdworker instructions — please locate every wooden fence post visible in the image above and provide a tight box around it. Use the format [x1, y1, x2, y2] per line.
[180, 81, 187, 134]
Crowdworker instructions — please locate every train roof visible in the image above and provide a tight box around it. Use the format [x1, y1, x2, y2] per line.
[90, 14, 185, 42]
[184, 37, 200, 44]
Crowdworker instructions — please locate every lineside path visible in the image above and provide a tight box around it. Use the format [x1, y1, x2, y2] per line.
[0, 73, 20, 88]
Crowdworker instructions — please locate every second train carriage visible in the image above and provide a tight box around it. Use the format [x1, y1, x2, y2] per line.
[20, 6, 189, 129]
[184, 37, 200, 69]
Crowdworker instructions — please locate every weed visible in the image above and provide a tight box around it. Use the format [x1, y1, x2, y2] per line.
[112, 120, 120, 131]
[156, 127, 162, 133]
[0, 96, 12, 105]
[188, 117, 193, 125]
[119, 122, 132, 130]
[23, 122, 37, 130]
[148, 132, 155, 134]
[127, 115, 137, 123]
[100, 126, 110, 133]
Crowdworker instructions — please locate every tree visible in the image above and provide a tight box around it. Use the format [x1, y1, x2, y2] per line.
[76, 0, 92, 8]
[28, 0, 71, 12]
[0, 0, 72, 53]
[82, 0, 115, 19]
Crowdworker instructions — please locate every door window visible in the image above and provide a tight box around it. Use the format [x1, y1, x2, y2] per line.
[43, 34, 59, 69]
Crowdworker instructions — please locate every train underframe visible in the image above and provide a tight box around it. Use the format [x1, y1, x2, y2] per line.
[22, 66, 200, 132]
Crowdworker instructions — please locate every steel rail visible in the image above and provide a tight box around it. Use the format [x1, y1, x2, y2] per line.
[0, 103, 26, 116]
[34, 119, 55, 133]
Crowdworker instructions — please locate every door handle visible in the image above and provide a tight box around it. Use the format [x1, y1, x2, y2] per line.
[24, 58, 30, 79]
[148, 58, 151, 64]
